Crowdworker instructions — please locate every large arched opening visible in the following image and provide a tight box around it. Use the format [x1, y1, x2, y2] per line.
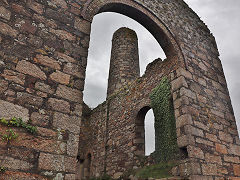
[78, 0, 185, 177]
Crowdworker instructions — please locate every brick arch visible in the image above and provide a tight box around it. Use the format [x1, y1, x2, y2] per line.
[82, 0, 186, 68]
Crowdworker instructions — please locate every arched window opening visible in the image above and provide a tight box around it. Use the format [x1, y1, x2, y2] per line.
[145, 109, 155, 156]
[83, 12, 166, 108]
[136, 107, 155, 156]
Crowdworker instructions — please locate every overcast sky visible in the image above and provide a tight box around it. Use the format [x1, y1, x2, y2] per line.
[83, 0, 240, 155]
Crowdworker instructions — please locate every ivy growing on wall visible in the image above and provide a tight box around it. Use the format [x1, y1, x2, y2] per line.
[150, 77, 180, 163]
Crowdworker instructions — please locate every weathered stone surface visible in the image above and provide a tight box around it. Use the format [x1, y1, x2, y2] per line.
[11, 3, 31, 17]
[0, 6, 11, 20]
[2, 69, 25, 85]
[171, 76, 188, 91]
[65, 174, 76, 180]
[205, 153, 222, 165]
[0, 78, 8, 94]
[188, 146, 204, 159]
[17, 92, 43, 107]
[11, 131, 65, 154]
[56, 85, 82, 103]
[16, 60, 47, 80]
[233, 164, 240, 176]
[45, 8, 72, 25]
[0, 156, 33, 171]
[216, 143, 228, 154]
[219, 131, 233, 143]
[48, 0, 68, 9]
[72, 103, 82, 117]
[31, 112, 50, 127]
[55, 52, 77, 63]
[224, 155, 239, 163]
[0, 21, 18, 37]
[67, 133, 79, 156]
[28, 34, 43, 47]
[65, 156, 76, 173]
[202, 164, 218, 176]
[74, 17, 91, 34]
[0, 100, 29, 122]
[38, 153, 64, 171]
[50, 71, 71, 85]
[176, 114, 193, 128]
[49, 29, 75, 41]
[0, 171, 47, 180]
[15, 19, 37, 34]
[37, 127, 58, 138]
[48, 98, 70, 113]
[35, 81, 55, 94]
[27, 0, 44, 14]
[229, 144, 240, 156]
[63, 63, 84, 78]
[34, 54, 61, 70]
[53, 112, 80, 134]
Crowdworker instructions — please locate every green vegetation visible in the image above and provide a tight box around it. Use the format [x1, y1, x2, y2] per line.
[2, 128, 18, 142]
[0, 117, 37, 134]
[0, 166, 7, 173]
[150, 77, 181, 162]
[135, 161, 176, 179]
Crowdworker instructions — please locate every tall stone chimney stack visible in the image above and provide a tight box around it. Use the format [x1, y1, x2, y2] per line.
[107, 27, 140, 97]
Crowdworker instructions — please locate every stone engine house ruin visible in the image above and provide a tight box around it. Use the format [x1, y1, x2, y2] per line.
[0, 0, 240, 179]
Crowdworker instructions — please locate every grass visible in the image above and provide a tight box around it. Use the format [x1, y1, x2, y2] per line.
[135, 161, 176, 179]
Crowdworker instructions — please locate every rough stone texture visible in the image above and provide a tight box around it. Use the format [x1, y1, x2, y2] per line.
[16, 60, 47, 80]
[0, 100, 29, 122]
[0, 0, 239, 179]
[50, 71, 71, 85]
[34, 54, 61, 70]
[48, 98, 70, 113]
[56, 85, 82, 103]
[0, 21, 18, 37]
[0, 6, 11, 20]
[107, 27, 140, 97]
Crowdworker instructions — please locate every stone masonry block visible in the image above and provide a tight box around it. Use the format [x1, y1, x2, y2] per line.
[0, 21, 18, 37]
[74, 17, 91, 35]
[0, 100, 29, 122]
[2, 69, 26, 86]
[48, 98, 70, 114]
[67, 133, 79, 156]
[202, 163, 218, 176]
[35, 82, 55, 94]
[171, 76, 188, 91]
[229, 144, 240, 156]
[0, 6, 11, 20]
[50, 71, 71, 85]
[188, 146, 205, 159]
[38, 153, 64, 171]
[0, 156, 33, 171]
[16, 60, 47, 80]
[34, 54, 61, 70]
[53, 112, 80, 134]
[27, 0, 44, 14]
[56, 85, 82, 103]
[176, 114, 193, 128]
[63, 63, 84, 78]
[17, 92, 43, 107]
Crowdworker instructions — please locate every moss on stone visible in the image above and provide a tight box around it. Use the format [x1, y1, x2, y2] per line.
[135, 161, 176, 179]
[150, 77, 180, 163]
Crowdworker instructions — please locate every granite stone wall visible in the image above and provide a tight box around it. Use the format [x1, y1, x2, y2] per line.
[0, 0, 239, 179]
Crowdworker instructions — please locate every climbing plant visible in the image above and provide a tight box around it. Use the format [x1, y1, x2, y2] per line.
[150, 77, 180, 163]
[0, 117, 37, 135]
